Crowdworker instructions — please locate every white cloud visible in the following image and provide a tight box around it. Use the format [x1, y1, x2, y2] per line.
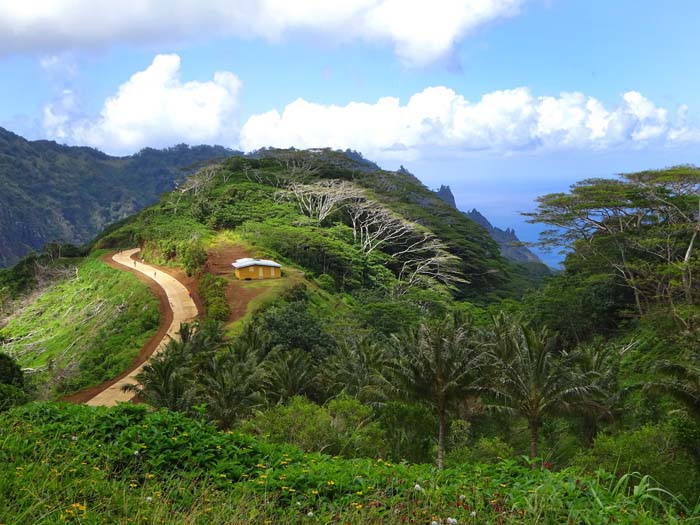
[41, 53, 697, 157]
[240, 87, 695, 159]
[0, 0, 521, 66]
[43, 54, 241, 154]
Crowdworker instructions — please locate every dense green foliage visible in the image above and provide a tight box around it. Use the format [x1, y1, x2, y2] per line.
[0, 350, 23, 387]
[0, 352, 27, 413]
[240, 395, 388, 458]
[508, 165, 700, 499]
[198, 273, 231, 321]
[1, 402, 694, 524]
[0, 126, 237, 267]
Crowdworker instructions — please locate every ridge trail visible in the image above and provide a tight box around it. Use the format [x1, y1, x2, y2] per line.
[84, 248, 198, 407]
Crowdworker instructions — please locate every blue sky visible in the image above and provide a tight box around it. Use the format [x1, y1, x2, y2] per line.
[1, 0, 699, 265]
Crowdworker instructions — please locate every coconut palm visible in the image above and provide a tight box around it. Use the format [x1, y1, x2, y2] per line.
[574, 342, 621, 446]
[389, 312, 488, 469]
[489, 311, 522, 362]
[488, 320, 601, 463]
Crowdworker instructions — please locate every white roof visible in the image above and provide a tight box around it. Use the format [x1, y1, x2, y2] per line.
[232, 258, 281, 269]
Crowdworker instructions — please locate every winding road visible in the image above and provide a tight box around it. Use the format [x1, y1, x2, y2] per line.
[85, 249, 198, 407]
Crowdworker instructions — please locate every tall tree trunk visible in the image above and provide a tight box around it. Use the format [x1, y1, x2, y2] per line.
[582, 415, 598, 448]
[437, 403, 446, 470]
[529, 421, 539, 468]
[683, 229, 698, 303]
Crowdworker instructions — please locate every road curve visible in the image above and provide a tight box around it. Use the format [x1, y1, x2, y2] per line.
[85, 248, 198, 407]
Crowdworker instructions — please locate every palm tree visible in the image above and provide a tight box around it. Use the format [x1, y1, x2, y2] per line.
[184, 320, 227, 364]
[121, 321, 225, 412]
[488, 320, 601, 463]
[490, 311, 522, 362]
[232, 321, 271, 362]
[261, 348, 317, 404]
[122, 341, 192, 411]
[320, 335, 391, 404]
[574, 342, 620, 446]
[647, 352, 700, 420]
[389, 313, 488, 469]
[195, 346, 262, 429]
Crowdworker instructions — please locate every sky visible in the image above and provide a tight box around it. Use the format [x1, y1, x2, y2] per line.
[1, 0, 699, 266]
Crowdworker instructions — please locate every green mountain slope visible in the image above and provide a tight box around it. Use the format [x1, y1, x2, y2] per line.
[1, 147, 532, 399]
[95, 148, 530, 301]
[0, 251, 159, 397]
[0, 148, 516, 397]
[0, 127, 238, 267]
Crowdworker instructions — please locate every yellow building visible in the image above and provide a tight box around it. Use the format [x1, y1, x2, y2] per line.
[232, 258, 282, 280]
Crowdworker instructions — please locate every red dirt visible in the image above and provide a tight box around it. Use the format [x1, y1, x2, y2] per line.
[64, 244, 265, 405]
[206, 244, 268, 323]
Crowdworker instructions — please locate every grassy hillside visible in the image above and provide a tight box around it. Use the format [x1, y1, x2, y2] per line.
[2, 148, 517, 399]
[0, 126, 237, 267]
[0, 402, 690, 525]
[0, 251, 159, 396]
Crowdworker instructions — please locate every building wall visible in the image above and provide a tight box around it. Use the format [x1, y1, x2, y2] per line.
[234, 265, 281, 280]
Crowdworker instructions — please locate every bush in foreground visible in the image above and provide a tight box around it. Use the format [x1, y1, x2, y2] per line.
[0, 402, 696, 524]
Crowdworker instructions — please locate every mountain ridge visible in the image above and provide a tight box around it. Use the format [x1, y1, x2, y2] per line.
[0, 126, 239, 267]
[434, 184, 543, 264]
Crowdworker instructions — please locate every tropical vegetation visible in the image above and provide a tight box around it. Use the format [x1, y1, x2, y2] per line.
[2, 150, 700, 522]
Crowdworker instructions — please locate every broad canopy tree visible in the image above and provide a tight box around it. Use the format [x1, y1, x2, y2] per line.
[526, 166, 700, 319]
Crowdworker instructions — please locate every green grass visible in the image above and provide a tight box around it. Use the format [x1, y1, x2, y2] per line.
[0, 251, 159, 396]
[0, 402, 694, 525]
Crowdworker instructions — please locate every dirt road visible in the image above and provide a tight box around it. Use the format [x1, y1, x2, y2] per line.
[85, 249, 198, 407]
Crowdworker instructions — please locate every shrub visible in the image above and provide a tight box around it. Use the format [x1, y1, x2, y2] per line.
[446, 437, 515, 467]
[240, 396, 388, 459]
[377, 402, 437, 464]
[0, 352, 23, 388]
[198, 273, 231, 321]
[574, 424, 700, 504]
[179, 238, 207, 276]
[357, 301, 421, 336]
[254, 301, 331, 359]
[0, 384, 28, 412]
[315, 273, 336, 293]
